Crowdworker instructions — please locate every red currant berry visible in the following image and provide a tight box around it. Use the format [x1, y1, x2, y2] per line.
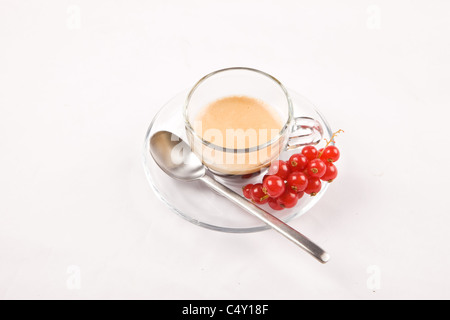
[250, 183, 269, 204]
[287, 153, 308, 172]
[262, 175, 285, 198]
[306, 159, 327, 178]
[277, 190, 298, 208]
[301, 146, 318, 161]
[320, 145, 340, 163]
[268, 197, 284, 211]
[321, 163, 338, 182]
[242, 184, 253, 199]
[297, 191, 305, 199]
[286, 172, 308, 193]
[304, 178, 322, 196]
[302, 168, 311, 178]
[268, 160, 290, 180]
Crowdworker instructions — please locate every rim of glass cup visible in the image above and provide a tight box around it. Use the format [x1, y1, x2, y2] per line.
[184, 67, 294, 154]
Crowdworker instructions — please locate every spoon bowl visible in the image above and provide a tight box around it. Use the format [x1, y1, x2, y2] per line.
[150, 131, 205, 181]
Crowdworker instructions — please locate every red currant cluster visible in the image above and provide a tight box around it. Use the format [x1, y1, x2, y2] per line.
[242, 142, 341, 211]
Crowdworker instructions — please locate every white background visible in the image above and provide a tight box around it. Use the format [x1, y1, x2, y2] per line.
[1, 0, 449, 300]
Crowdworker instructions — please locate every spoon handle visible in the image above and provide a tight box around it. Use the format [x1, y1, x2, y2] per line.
[200, 175, 330, 264]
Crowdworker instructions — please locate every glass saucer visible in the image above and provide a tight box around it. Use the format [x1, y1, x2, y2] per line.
[142, 89, 333, 233]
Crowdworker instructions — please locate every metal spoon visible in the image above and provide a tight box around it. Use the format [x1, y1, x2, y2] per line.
[149, 131, 330, 264]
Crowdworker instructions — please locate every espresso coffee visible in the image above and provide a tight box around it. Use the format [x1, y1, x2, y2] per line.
[192, 96, 283, 175]
[194, 96, 283, 149]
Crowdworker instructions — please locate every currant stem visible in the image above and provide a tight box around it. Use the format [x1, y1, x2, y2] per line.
[318, 129, 344, 159]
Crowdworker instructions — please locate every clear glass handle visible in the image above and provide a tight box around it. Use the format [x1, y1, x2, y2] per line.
[287, 117, 323, 150]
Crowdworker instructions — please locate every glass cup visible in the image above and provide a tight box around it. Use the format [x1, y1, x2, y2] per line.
[184, 67, 323, 176]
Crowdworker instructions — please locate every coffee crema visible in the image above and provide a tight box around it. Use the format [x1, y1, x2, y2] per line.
[194, 96, 283, 149]
[191, 96, 284, 175]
